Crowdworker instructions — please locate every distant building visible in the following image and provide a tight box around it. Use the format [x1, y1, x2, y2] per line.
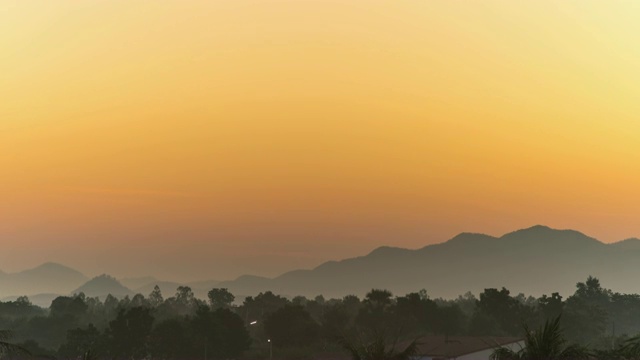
[411, 336, 524, 360]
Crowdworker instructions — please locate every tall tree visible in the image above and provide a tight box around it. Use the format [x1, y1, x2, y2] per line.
[471, 287, 529, 336]
[539, 292, 564, 321]
[106, 307, 154, 359]
[356, 290, 396, 331]
[397, 292, 439, 333]
[207, 288, 235, 310]
[563, 276, 609, 344]
[50, 295, 88, 319]
[148, 285, 164, 308]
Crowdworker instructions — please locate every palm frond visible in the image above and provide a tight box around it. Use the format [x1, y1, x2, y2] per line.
[0, 340, 31, 357]
[490, 347, 521, 360]
[492, 316, 591, 360]
[391, 339, 418, 360]
[0, 331, 11, 342]
[339, 331, 418, 360]
[558, 344, 590, 360]
[619, 335, 640, 359]
[339, 337, 363, 360]
[0, 330, 31, 357]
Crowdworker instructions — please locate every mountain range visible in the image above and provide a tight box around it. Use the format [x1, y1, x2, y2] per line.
[214, 225, 640, 299]
[3, 225, 640, 307]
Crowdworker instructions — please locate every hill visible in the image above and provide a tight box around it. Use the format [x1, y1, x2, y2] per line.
[0, 263, 88, 299]
[72, 275, 134, 299]
[216, 225, 640, 299]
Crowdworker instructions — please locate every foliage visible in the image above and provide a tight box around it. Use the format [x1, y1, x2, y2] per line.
[191, 306, 251, 359]
[471, 287, 534, 336]
[105, 307, 154, 359]
[0, 330, 30, 358]
[265, 305, 320, 348]
[2, 276, 640, 359]
[490, 316, 589, 360]
[58, 324, 103, 359]
[563, 276, 610, 344]
[339, 330, 418, 360]
[207, 288, 235, 310]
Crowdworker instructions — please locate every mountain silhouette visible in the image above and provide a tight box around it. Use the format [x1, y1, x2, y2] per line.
[611, 238, 640, 251]
[216, 225, 640, 299]
[0, 262, 88, 298]
[3, 226, 640, 302]
[72, 274, 134, 299]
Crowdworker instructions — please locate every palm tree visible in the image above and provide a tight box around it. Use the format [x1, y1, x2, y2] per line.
[340, 330, 419, 360]
[491, 316, 589, 360]
[0, 330, 30, 358]
[593, 335, 640, 360]
[619, 335, 640, 359]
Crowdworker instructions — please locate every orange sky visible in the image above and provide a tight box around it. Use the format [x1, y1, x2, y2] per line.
[2, 1, 640, 281]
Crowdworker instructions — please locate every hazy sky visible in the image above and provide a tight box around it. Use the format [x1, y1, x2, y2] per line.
[2, 1, 640, 281]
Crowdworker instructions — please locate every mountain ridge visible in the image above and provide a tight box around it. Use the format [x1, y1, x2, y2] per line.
[2, 225, 639, 302]
[216, 225, 640, 299]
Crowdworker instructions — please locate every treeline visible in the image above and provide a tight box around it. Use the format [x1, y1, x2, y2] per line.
[0, 276, 638, 359]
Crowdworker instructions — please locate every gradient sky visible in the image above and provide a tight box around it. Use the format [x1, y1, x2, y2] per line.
[2, 1, 640, 281]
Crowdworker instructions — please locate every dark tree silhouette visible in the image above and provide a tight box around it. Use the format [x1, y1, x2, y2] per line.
[207, 288, 235, 310]
[58, 324, 102, 359]
[491, 316, 589, 360]
[264, 305, 319, 348]
[106, 307, 154, 359]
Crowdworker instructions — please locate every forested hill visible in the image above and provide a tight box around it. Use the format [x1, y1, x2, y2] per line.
[217, 225, 640, 299]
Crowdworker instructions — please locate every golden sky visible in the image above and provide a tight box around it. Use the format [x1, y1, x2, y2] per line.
[1, 1, 640, 281]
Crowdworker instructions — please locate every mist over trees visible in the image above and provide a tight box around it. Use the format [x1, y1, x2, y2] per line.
[2, 276, 640, 359]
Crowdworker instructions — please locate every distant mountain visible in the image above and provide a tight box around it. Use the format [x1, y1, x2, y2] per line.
[216, 225, 640, 299]
[4, 225, 640, 302]
[0, 263, 88, 298]
[611, 238, 640, 251]
[72, 275, 134, 299]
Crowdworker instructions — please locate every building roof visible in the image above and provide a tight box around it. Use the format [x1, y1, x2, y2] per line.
[409, 335, 524, 358]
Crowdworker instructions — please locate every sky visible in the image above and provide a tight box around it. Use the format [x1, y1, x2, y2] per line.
[1, 1, 640, 281]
